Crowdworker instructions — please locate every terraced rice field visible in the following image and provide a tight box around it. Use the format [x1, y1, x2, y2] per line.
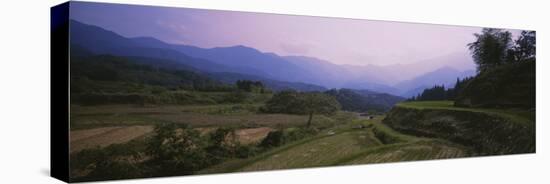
[240, 130, 379, 171]
[70, 103, 474, 175]
[342, 140, 467, 165]
[203, 115, 470, 173]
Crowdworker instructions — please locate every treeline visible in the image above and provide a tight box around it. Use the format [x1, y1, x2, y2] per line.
[409, 77, 472, 101]
[468, 30, 535, 73]
[456, 29, 535, 108]
[70, 55, 273, 105]
[236, 80, 270, 93]
[326, 89, 404, 112]
[410, 29, 535, 108]
[71, 55, 230, 92]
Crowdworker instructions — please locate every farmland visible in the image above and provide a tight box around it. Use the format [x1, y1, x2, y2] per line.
[70, 96, 535, 182]
[61, 18, 537, 183]
[200, 115, 470, 174]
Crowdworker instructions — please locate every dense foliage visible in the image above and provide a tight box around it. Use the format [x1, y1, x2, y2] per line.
[236, 80, 269, 93]
[456, 29, 536, 108]
[467, 29, 535, 72]
[455, 60, 535, 108]
[69, 55, 281, 106]
[411, 29, 535, 108]
[325, 89, 404, 112]
[409, 77, 472, 101]
[71, 55, 228, 92]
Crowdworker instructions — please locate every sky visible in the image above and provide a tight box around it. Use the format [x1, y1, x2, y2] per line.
[70, 1, 521, 69]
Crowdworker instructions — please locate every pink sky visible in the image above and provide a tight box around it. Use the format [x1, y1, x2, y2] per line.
[71, 2, 522, 69]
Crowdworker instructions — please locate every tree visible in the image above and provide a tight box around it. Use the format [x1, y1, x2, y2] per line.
[301, 93, 341, 127]
[468, 28, 513, 73]
[262, 91, 340, 127]
[513, 31, 536, 62]
[262, 90, 304, 114]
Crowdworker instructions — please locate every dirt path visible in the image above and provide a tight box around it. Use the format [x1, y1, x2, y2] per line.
[70, 125, 154, 153]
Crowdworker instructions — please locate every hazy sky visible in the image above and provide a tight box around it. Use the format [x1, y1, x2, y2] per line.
[70, 2, 520, 68]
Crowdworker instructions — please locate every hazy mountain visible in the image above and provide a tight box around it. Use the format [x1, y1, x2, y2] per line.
[396, 67, 476, 97]
[69, 20, 265, 76]
[282, 56, 351, 87]
[70, 20, 477, 97]
[325, 88, 405, 112]
[131, 37, 320, 84]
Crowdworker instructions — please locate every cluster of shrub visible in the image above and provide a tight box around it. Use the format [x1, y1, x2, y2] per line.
[71, 123, 319, 181]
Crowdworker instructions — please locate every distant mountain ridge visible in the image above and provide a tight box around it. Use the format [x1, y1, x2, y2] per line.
[70, 20, 475, 97]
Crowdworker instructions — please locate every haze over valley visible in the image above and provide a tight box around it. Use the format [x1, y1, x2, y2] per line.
[70, 20, 479, 97]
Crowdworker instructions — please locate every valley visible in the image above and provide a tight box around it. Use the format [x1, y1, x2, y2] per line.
[64, 17, 536, 182]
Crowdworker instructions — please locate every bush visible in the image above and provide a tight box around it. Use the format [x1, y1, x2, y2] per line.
[259, 128, 318, 149]
[235, 144, 258, 158]
[145, 123, 210, 176]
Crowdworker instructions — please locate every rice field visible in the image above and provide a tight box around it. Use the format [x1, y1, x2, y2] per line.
[201, 115, 470, 173]
[69, 103, 472, 176]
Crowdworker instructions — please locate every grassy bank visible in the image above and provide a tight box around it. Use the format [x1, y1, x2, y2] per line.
[385, 101, 535, 155]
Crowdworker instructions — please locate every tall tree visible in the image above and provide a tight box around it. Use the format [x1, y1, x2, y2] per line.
[513, 31, 536, 62]
[301, 93, 341, 127]
[262, 91, 340, 127]
[468, 28, 513, 73]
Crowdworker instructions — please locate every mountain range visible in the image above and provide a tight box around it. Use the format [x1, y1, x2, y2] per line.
[69, 20, 475, 97]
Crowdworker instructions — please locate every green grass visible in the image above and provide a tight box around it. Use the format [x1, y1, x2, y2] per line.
[338, 139, 469, 165]
[238, 129, 375, 171]
[397, 101, 534, 123]
[199, 131, 340, 174]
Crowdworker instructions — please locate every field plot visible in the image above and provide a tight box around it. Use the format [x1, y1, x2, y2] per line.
[240, 130, 377, 171]
[69, 104, 296, 154]
[70, 104, 336, 130]
[70, 125, 154, 153]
